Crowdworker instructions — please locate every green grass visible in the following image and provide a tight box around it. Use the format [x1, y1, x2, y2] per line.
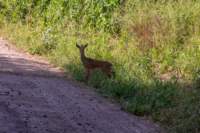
[0, 0, 200, 132]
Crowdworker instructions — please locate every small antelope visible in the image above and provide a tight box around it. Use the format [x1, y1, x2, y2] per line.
[76, 43, 114, 81]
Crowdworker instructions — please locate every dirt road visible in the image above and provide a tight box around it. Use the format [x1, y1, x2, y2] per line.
[0, 38, 161, 133]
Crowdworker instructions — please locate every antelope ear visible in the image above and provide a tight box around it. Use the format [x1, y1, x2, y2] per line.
[76, 43, 80, 48]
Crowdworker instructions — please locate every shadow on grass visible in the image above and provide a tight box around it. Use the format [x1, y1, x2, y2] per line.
[65, 63, 179, 115]
[65, 62, 200, 133]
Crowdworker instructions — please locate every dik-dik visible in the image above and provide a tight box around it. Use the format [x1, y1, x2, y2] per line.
[76, 43, 114, 81]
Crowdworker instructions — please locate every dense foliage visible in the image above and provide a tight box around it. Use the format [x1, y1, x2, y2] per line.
[0, 0, 200, 132]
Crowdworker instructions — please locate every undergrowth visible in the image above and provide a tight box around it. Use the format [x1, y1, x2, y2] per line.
[0, 0, 200, 132]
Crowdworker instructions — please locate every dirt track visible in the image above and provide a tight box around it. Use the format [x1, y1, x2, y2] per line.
[0, 38, 162, 133]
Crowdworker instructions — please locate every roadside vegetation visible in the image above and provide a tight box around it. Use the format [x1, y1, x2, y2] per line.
[0, 0, 200, 132]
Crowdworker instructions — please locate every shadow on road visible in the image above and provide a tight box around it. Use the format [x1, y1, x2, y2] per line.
[0, 54, 63, 78]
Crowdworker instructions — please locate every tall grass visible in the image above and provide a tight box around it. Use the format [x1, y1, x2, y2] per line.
[0, 0, 200, 132]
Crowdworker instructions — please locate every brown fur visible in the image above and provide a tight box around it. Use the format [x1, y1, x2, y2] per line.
[76, 43, 114, 81]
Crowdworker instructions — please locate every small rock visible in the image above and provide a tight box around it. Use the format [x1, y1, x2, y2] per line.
[43, 114, 48, 118]
[77, 123, 82, 126]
